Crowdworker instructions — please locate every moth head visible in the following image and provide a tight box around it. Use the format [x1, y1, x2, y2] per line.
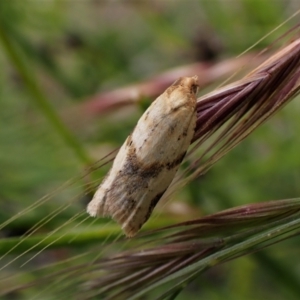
[171, 76, 199, 96]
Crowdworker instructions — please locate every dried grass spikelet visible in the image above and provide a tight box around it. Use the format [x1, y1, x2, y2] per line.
[81, 199, 300, 299]
[168, 37, 300, 194]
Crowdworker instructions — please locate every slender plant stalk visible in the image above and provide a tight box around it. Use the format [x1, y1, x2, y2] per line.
[0, 227, 119, 255]
[0, 217, 173, 256]
[0, 24, 93, 166]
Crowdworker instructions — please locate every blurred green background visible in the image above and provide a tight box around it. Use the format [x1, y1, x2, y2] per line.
[0, 1, 300, 299]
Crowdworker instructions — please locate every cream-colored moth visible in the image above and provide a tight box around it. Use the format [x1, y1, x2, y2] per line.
[87, 76, 199, 237]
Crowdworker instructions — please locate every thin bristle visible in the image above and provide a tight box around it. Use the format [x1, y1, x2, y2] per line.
[181, 38, 300, 181]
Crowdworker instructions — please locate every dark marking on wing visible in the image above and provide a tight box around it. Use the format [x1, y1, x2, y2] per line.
[170, 106, 180, 113]
[140, 164, 163, 178]
[123, 149, 164, 179]
[166, 152, 186, 170]
[183, 128, 188, 137]
[126, 134, 133, 147]
[124, 197, 136, 211]
[144, 111, 150, 120]
[168, 122, 177, 134]
[143, 190, 167, 224]
[190, 83, 199, 95]
[122, 151, 138, 174]
[106, 149, 166, 202]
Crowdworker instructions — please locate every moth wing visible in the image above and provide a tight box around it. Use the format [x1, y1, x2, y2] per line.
[87, 76, 198, 237]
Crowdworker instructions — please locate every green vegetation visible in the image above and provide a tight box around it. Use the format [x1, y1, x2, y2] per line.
[0, 1, 300, 299]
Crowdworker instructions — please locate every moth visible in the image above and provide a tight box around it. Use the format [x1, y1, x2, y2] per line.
[87, 76, 199, 237]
